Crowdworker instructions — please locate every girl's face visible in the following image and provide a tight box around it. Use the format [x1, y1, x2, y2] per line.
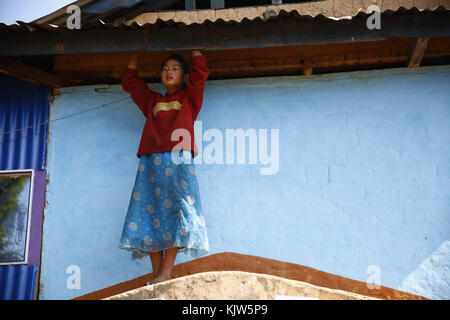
[161, 59, 186, 90]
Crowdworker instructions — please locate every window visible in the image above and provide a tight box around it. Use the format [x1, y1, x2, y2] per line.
[0, 170, 35, 265]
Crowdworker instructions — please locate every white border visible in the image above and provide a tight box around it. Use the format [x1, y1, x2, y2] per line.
[0, 169, 35, 265]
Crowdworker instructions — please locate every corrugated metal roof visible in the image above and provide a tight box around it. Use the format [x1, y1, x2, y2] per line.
[125, 3, 450, 27]
[0, 5, 448, 33]
[0, 265, 38, 300]
[31, 0, 181, 25]
[0, 73, 50, 171]
[23, 0, 450, 27]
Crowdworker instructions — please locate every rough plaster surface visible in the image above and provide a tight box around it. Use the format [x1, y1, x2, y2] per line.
[104, 271, 379, 300]
[40, 65, 450, 300]
[399, 241, 450, 299]
[127, 0, 449, 25]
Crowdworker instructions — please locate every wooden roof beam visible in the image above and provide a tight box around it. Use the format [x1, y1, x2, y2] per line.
[407, 37, 429, 67]
[0, 56, 66, 88]
[2, 11, 449, 57]
[302, 60, 313, 76]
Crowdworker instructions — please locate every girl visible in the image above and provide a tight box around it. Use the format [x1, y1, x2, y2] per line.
[118, 49, 210, 285]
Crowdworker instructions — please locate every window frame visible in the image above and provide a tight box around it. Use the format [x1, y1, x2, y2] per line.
[0, 169, 35, 265]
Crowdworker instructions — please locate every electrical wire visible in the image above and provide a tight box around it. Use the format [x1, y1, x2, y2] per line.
[0, 95, 130, 137]
[0, 37, 236, 137]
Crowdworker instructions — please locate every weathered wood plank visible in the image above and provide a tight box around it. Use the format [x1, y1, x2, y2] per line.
[0, 56, 66, 87]
[49, 37, 448, 86]
[407, 37, 429, 67]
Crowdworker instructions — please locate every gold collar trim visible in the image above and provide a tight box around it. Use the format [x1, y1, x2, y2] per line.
[153, 101, 182, 116]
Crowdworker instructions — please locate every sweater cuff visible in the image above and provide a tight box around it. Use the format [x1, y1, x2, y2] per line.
[125, 67, 138, 74]
[192, 54, 207, 65]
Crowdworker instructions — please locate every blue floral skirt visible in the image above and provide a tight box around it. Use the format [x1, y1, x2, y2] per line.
[118, 150, 209, 260]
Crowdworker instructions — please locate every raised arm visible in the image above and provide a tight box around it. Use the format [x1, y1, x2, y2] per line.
[186, 50, 210, 121]
[121, 51, 159, 118]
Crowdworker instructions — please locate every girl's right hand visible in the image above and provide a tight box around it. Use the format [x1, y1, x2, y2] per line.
[192, 50, 202, 57]
[128, 50, 144, 70]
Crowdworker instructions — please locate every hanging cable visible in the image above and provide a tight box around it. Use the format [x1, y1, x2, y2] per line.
[0, 36, 237, 137]
[0, 95, 130, 137]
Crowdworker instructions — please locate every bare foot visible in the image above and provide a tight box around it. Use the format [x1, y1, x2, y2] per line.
[145, 278, 156, 286]
[147, 272, 171, 285]
[145, 270, 161, 286]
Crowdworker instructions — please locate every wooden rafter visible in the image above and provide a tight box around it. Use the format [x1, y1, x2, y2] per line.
[302, 60, 313, 76]
[0, 57, 66, 88]
[50, 37, 446, 85]
[407, 37, 429, 67]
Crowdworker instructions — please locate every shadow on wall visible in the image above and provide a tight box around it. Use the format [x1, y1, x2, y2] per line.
[398, 240, 450, 300]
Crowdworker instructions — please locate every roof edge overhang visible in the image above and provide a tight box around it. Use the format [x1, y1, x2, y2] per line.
[0, 6, 449, 88]
[126, 2, 450, 27]
[0, 7, 449, 57]
[15, 0, 450, 28]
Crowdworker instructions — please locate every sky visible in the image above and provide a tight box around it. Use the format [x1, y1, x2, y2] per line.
[0, 0, 74, 25]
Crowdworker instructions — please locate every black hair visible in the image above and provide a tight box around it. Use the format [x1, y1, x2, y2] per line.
[161, 54, 190, 90]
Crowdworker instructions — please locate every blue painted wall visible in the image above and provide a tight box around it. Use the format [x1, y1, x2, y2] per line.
[39, 65, 450, 300]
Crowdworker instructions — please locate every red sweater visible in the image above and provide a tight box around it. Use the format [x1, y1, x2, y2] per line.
[121, 54, 210, 159]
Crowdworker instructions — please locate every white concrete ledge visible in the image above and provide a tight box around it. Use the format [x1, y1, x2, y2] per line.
[104, 271, 379, 300]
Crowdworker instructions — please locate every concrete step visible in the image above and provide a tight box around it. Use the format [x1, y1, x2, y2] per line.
[104, 270, 379, 300]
